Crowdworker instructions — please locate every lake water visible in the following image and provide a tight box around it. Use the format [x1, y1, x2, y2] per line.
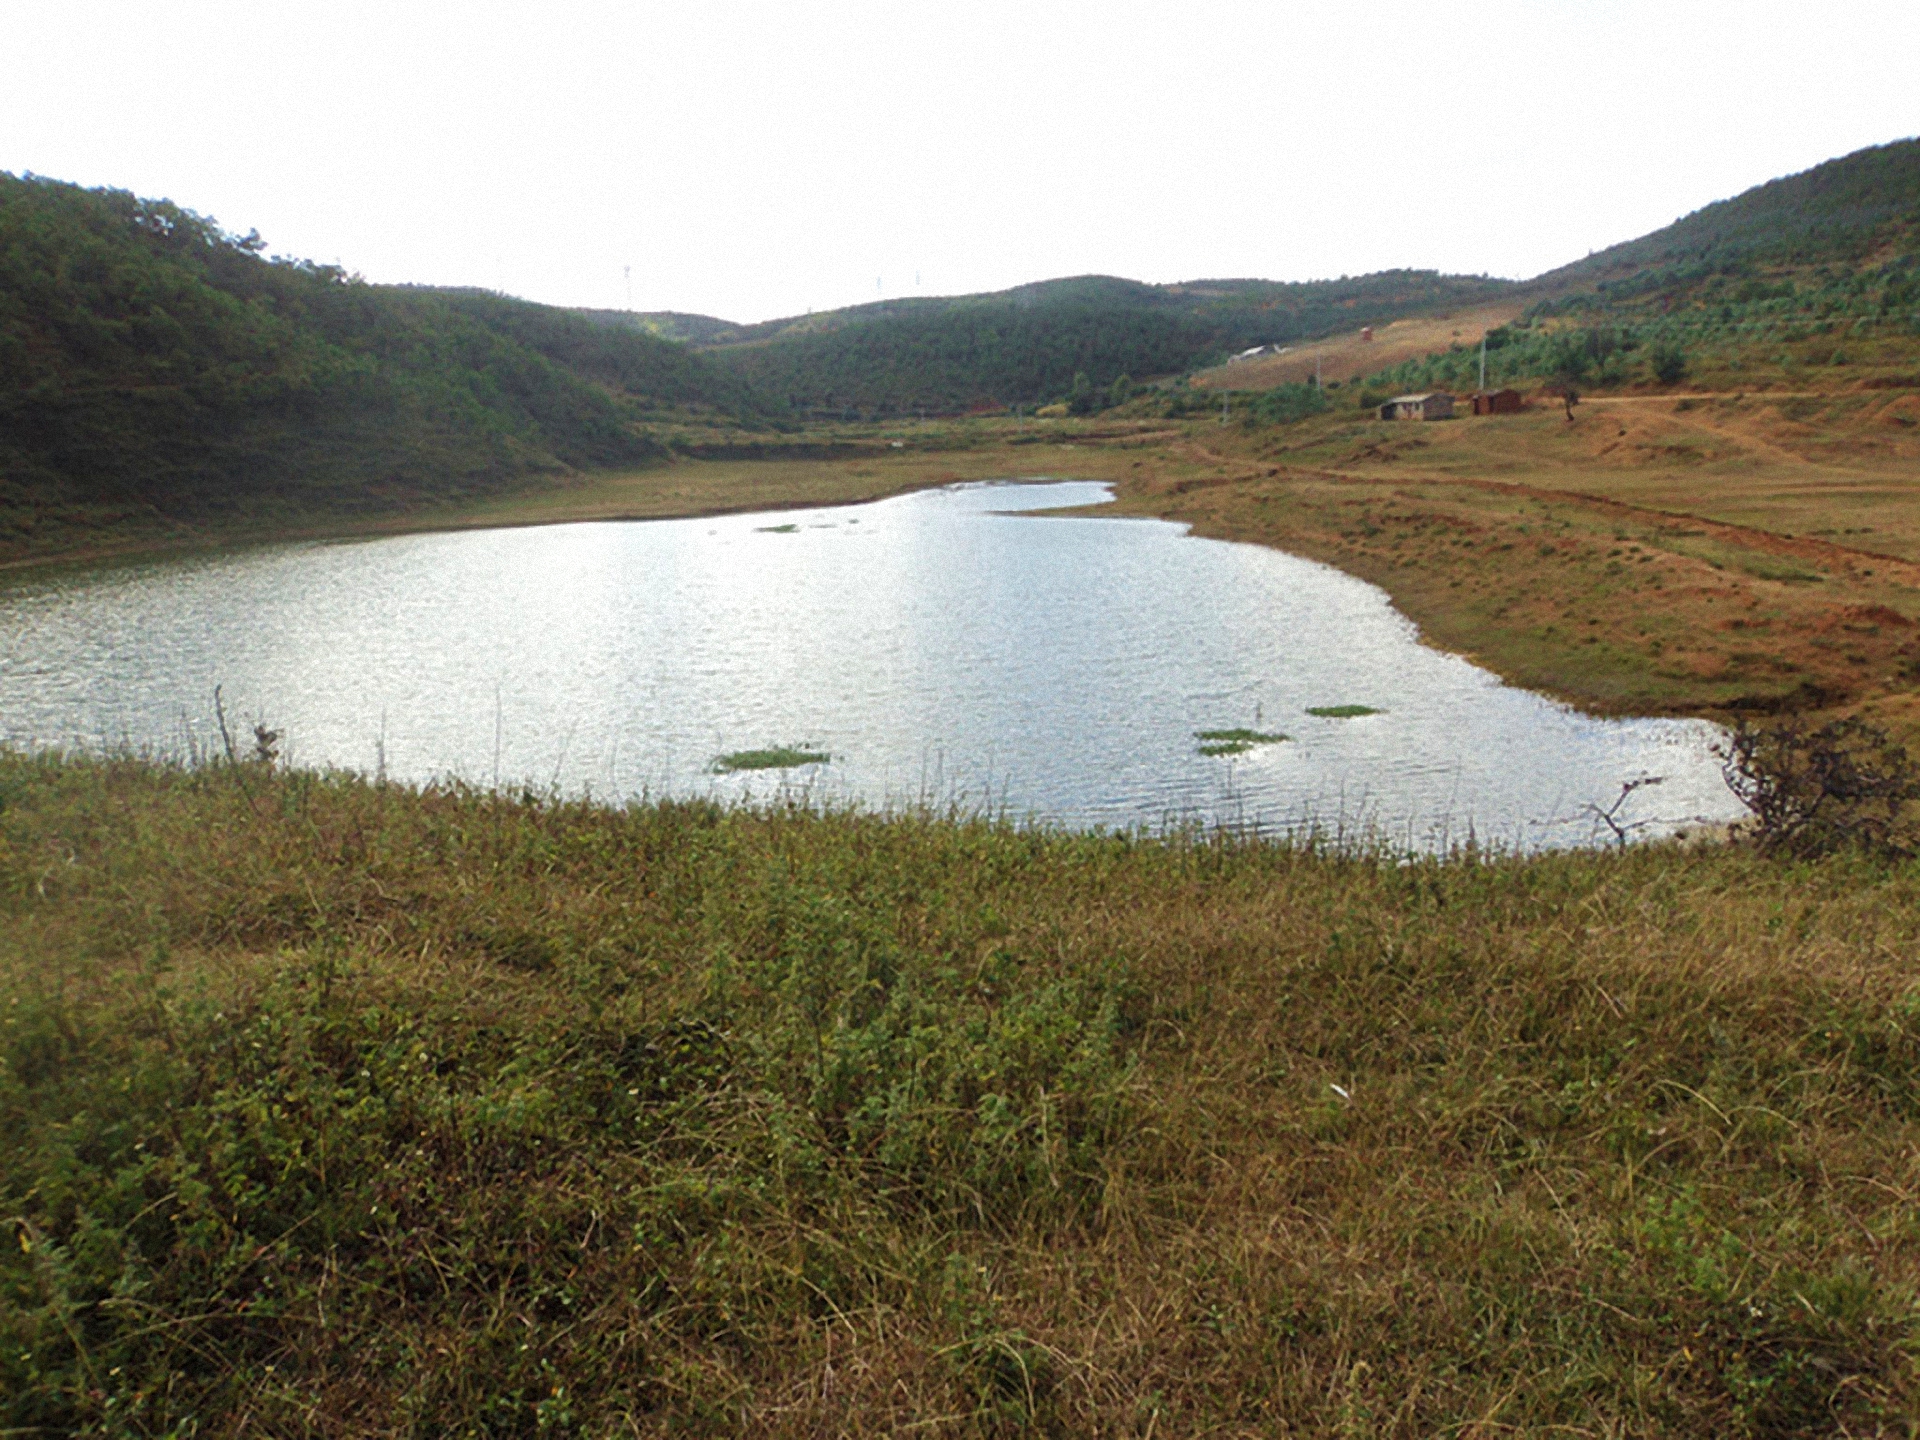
[0, 481, 1746, 850]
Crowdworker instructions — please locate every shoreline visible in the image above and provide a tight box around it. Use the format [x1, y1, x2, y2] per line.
[0, 441, 1152, 578]
[0, 456, 1758, 856]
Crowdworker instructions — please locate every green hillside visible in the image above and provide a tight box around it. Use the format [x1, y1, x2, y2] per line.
[1524, 138, 1920, 332]
[1544, 137, 1920, 288]
[1349, 139, 1920, 402]
[0, 175, 777, 550]
[693, 271, 1515, 415]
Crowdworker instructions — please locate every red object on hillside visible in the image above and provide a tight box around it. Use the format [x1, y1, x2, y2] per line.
[1360, 326, 1374, 342]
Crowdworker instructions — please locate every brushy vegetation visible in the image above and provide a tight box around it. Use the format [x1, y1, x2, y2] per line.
[1306, 705, 1381, 719]
[1548, 137, 1920, 282]
[5, 753, 1920, 1434]
[1722, 718, 1920, 859]
[1348, 139, 1920, 403]
[1351, 269, 1920, 401]
[1147, 380, 1333, 429]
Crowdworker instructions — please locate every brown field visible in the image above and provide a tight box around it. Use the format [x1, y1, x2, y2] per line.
[1098, 388, 1920, 740]
[432, 430, 1169, 533]
[1191, 300, 1529, 392]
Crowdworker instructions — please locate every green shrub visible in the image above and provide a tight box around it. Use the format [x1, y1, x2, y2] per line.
[1649, 340, 1690, 385]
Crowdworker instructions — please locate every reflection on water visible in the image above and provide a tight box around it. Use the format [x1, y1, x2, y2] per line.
[0, 482, 1746, 850]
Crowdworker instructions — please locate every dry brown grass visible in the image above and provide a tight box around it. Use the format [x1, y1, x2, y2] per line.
[428, 428, 1165, 534]
[5, 755, 1920, 1434]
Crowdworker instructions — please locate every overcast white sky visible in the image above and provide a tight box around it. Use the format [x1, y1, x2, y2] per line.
[5, 1, 1916, 323]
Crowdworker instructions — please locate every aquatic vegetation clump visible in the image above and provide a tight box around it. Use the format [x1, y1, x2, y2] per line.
[712, 745, 831, 773]
[1307, 704, 1383, 719]
[756, 523, 800, 533]
[1195, 728, 1289, 757]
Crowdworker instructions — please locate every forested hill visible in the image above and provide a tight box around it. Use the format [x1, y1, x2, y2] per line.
[0, 174, 776, 544]
[688, 271, 1515, 415]
[1531, 138, 1920, 308]
[1478, 137, 1920, 381]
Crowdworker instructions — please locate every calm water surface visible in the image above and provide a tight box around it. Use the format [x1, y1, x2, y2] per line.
[0, 482, 1745, 849]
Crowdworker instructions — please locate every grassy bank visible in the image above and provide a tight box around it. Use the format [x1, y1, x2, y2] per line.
[4, 754, 1919, 1434]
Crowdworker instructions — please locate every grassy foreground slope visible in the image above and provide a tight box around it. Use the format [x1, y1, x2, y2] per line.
[4, 753, 1919, 1435]
[0, 175, 777, 557]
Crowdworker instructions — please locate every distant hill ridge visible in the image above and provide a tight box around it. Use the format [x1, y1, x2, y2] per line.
[5, 135, 1917, 542]
[624, 271, 1518, 414]
[583, 138, 1920, 415]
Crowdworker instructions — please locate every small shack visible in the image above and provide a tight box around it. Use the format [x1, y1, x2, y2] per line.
[1470, 388, 1523, 416]
[1378, 392, 1454, 422]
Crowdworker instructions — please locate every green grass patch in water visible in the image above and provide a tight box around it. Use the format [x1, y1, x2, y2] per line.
[1307, 704, 1384, 718]
[756, 522, 800, 533]
[712, 745, 830, 773]
[1196, 728, 1289, 757]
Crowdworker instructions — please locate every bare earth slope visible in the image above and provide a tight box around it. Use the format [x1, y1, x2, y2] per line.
[1190, 300, 1529, 391]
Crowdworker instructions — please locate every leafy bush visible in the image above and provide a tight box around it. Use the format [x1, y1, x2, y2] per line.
[717, 877, 1135, 1217]
[1649, 339, 1690, 385]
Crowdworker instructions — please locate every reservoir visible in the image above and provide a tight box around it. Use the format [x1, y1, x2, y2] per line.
[0, 481, 1745, 850]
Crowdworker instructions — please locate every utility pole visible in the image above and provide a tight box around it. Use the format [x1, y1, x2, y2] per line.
[624, 265, 632, 309]
[1479, 332, 1487, 391]
[1315, 353, 1322, 391]
[1221, 392, 1229, 424]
